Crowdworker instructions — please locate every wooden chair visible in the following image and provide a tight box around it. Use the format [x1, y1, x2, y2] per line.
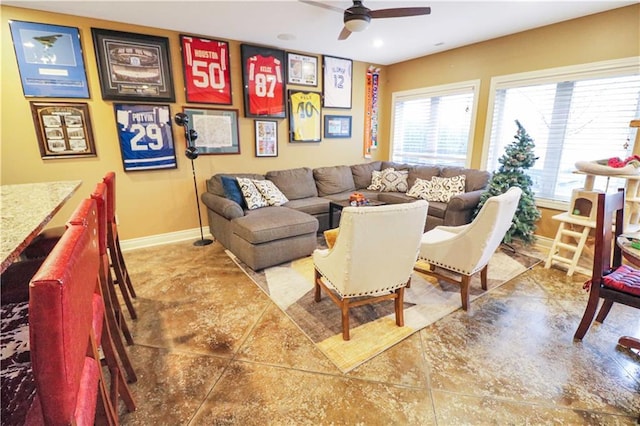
[312, 200, 428, 340]
[103, 171, 138, 320]
[574, 189, 640, 350]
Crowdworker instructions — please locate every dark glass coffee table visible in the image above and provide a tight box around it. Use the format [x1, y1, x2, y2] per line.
[328, 199, 386, 228]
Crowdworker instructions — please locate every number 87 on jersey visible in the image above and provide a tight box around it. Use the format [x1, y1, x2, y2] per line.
[180, 36, 232, 105]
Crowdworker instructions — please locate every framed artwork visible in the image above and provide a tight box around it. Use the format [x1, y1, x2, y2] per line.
[288, 90, 321, 142]
[30, 102, 96, 159]
[324, 115, 352, 138]
[182, 107, 240, 155]
[241, 44, 286, 118]
[323, 55, 352, 109]
[180, 35, 232, 104]
[286, 52, 318, 86]
[255, 120, 278, 157]
[113, 103, 177, 171]
[92, 28, 175, 102]
[9, 21, 90, 98]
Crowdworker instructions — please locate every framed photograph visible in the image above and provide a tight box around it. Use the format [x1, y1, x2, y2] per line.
[30, 102, 96, 159]
[241, 44, 286, 118]
[255, 120, 278, 157]
[323, 55, 352, 109]
[92, 28, 175, 102]
[324, 115, 352, 138]
[182, 107, 240, 155]
[288, 90, 321, 142]
[113, 104, 176, 171]
[286, 52, 317, 86]
[9, 21, 90, 98]
[180, 35, 232, 105]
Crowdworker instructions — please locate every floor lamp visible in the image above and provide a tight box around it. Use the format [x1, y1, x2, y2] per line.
[175, 113, 213, 247]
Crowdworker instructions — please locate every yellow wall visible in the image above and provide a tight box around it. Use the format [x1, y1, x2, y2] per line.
[2, 4, 639, 241]
[0, 5, 386, 239]
[382, 4, 640, 238]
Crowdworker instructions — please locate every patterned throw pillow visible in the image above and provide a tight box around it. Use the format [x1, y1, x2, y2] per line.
[380, 169, 409, 192]
[237, 177, 269, 210]
[367, 169, 391, 191]
[424, 175, 466, 202]
[253, 180, 289, 206]
[406, 177, 431, 199]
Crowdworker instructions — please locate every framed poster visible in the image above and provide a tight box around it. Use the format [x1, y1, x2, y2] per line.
[255, 120, 278, 157]
[113, 104, 177, 171]
[92, 28, 175, 101]
[286, 52, 317, 86]
[241, 44, 286, 118]
[180, 35, 232, 104]
[9, 21, 90, 98]
[324, 115, 352, 138]
[323, 55, 352, 109]
[288, 90, 321, 142]
[30, 102, 96, 159]
[182, 107, 240, 155]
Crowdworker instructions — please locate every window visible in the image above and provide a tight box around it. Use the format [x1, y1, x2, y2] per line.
[390, 80, 479, 167]
[483, 58, 640, 208]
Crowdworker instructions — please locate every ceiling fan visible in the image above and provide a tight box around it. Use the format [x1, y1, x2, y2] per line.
[300, 0, 431, 40]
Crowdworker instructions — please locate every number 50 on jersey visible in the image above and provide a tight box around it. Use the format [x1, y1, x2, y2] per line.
[180, 35, 232, 105]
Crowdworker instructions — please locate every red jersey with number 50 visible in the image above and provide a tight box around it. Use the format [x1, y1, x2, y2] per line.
[182, 36, 231, 104]
[247, 55, 283, 116]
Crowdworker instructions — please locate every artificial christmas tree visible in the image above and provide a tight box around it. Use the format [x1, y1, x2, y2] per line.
[475, 120, 541, 245]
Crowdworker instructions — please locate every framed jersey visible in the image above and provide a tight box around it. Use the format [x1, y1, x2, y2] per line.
[241, 44, 286, 118]
[180, 35, 232, 105]
[113, 103, 177, 172]
[288, 90, 321, 142]
[323, 55, 352, 109]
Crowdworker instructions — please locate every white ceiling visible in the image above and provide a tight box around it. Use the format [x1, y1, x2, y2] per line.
[4, 0, 636, 65]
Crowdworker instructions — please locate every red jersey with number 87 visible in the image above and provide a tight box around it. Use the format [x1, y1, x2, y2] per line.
[247, 55, 284, 116]
[181, 36, 231, 104]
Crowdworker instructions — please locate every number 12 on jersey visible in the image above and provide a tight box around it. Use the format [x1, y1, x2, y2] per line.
[181, 36, 232, 105]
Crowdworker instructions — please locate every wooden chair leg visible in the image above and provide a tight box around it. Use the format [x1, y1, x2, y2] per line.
[395, 287, 405, 327]
[110, 250, 137, 320]
[480, 264, 488, 291]
[341, 299, 350, 341]
[105, 263, 134, 346]
[460, 274, 471, 311]
[314, 269, 322, 302]
[114, 235, 136, 298]
[595, 299, 614, 323]
[574, 288, 601, 340]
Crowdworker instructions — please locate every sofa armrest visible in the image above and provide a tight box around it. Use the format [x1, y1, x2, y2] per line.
[443, 189, 485, 226]
[201, 192, 244, 221]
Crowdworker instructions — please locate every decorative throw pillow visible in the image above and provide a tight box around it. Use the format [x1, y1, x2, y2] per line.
[236, 177, 269, 210]
[252, 179, 289, 206]
[380, 169, 409, 192]
[367, 169, 389, 191]
[406, 177, 431, 200]
[220, 176, 246, 208]
[424, 175, 466, 202]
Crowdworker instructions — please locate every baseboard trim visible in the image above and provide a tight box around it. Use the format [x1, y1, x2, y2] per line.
[120, 228, 213, 252]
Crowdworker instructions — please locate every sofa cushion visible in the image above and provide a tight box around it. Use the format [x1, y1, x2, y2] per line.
[380, 169, 409, 192]
[408, 165, 440, 188]
[266, 167, 318, 200]
[220, 176, 246, 208]
[313, 165, 356, 196]
[208, 173, 264, 197]
[381, 161, 412, 171]
[232, 207, 318, 245]
[351, 162, 382, 189]
[423, 175, 466, 202]
[253, 180, 289, 206]
[284, 197, 330, 215]
[441, 167, 491, 192]
[237, 178, 269, 210]
[377, 192, 416, 204]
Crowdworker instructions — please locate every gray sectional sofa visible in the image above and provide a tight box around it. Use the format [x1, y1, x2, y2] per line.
[202, 161, 491, 270]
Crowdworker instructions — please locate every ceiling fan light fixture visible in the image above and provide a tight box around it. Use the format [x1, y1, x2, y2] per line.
[344, 15, 370, 32]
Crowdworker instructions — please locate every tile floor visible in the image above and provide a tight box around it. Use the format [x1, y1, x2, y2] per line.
[114, 240, 639, 425]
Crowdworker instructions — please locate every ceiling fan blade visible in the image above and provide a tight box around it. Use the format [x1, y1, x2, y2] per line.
[299, 0, 345, 14]
[370, 7, 431, 19]
[338, 27, 352, 40]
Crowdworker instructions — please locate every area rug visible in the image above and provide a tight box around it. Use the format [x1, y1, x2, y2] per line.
[227, 247, 541, 373]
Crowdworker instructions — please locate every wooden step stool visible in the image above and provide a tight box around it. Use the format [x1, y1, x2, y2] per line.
[545, 189, 601, 276]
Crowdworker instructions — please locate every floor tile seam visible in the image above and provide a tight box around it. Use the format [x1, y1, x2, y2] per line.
[417, 330, 438, 421]
[186, 355, 236, 426]
[228, 301, 272, 364]
[430, 388, 639, 418]
[129, 342, 237, 362]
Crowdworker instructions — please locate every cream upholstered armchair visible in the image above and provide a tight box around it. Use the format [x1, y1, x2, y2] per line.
[415, 187, 522, 311]
[313, 200, 429, 340]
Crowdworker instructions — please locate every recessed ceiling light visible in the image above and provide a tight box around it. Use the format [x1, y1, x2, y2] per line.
[373, 39, 383, 48]
[277, 33, 296, 41]
[434, 42, 444, 46]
